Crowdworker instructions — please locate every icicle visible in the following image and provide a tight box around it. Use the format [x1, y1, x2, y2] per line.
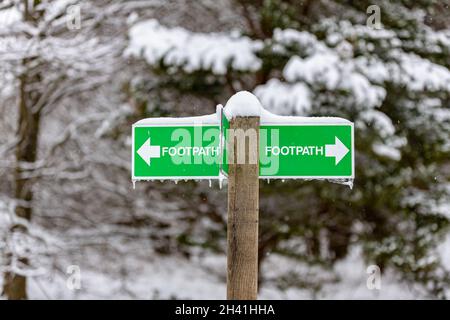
[219, 176, 223, 189]
[132, 180, 136, 190]
[267, 179, 270, 184]
[209, 179, 212, 188]
[327, 178, 354, 189]
[175, 180, 178, 185]
[348, 180, 354, 190]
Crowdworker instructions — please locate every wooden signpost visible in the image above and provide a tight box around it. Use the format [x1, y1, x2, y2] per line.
[132, 91, 354, 300]
[226, 116, 260, 300]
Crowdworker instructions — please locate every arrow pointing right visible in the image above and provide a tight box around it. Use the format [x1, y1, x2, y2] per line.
[325, 137, 349, 165]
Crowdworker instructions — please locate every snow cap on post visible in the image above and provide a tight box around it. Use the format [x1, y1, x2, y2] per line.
[223, 91, 262, 119]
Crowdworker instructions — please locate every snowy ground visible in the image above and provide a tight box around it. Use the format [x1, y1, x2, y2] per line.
[1, 243, 437, 300]
[1, 202, 449, 300]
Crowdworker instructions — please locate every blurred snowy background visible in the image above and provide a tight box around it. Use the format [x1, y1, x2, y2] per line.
[0, 0, 449, 299]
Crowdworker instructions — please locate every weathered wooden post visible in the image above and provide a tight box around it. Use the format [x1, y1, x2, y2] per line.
[226, 116, 260, 300]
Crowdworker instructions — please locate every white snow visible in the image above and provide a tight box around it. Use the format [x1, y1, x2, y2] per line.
[134, 91, 351, 127]
[272, 28, 323, 56]
[283, 53, 386, 110]
[43, 0, 77, 23]
[254, 79, 312, 116]
[260, 109, 351, 125]
[134, 113, 219, 126]
[284, 53, 340, 88]
[335, 20, 398, 41]
[222, 90, 350, 124]
[274, 23, 450, 124]
[390, 52, 450, 92]
[354, 51, 450, 95]
[0, 6, 20, 29]
[223, 91, 262, 119]
[359, 110, 396, 138]
[125, 20, 263, 75]
[17, 245, 426, 300]
[402, 183, 450, 219]
[357, 109, 408, 161]
[0, 71, 14, 102]
[372, 143, 401, 161]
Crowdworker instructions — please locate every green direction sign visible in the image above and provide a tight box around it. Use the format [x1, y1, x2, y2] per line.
[132, 122, 221, 180]
[258, 123, 353, 178]
[221, 115, 354, 179]
[132, 113, 354, 181]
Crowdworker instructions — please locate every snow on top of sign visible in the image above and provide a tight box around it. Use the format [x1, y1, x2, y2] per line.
[133, 110, 350, 126]
[223, 90, 350, 124]
[134, 90, 351, 126]
[260, 109, 351, 124]
[133, 113, 218, 126]
[223, 91, 262, 119]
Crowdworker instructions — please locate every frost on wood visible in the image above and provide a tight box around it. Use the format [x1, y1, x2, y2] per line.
[125, 19, 263, 74]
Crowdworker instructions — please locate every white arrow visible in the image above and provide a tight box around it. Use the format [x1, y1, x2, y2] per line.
[325, 137, 349, 165]
[137, 138, 161, 166]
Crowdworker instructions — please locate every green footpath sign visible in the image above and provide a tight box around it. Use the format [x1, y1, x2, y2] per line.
[132, 121, 221, 180]
[221, 113, 354, 179]
[259, 124, 353, 178]
[132, 112, 354, 181]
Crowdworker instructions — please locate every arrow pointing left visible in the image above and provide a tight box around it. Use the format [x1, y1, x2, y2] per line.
[137, 138, 161, 166]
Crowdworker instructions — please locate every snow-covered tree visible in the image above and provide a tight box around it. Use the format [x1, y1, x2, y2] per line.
[125, 0, 450, 296]
[1, 0, 448, 300]
[0, 0, 166, 300]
